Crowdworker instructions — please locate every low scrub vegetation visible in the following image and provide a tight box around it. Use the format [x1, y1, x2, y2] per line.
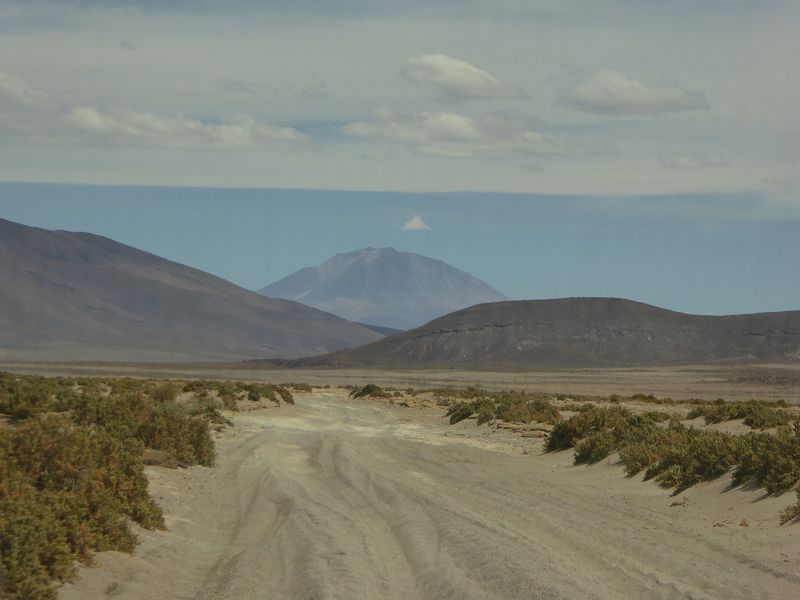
[1, 416, 163, 598]
[182, 380, 294, 405]
[686, 400, 793, 429]
[283, 382, 313, 393]
[349, 384, 390, 399]
[445, 391, 560, 426]
[431, 385, 800, 524]
[0, 372, 293, 599]
[542, 402, 800, 522]
[782, 489, 800, 525]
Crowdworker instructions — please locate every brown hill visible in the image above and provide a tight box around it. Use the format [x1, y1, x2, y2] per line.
[0, 218, 381, 361]
[277, 298, 800, 369]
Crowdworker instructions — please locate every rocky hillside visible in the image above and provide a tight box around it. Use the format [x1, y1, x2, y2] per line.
[0, 218, 381, 361]
[279, 298, 800, 369]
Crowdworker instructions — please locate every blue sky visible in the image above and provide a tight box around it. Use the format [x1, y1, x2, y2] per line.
[1, 182, 798, 315]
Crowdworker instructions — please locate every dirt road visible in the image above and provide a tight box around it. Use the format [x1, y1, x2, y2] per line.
[62, 393, 800, 599]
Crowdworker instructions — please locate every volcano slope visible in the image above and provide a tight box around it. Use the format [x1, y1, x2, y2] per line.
[258, 246, 507, 330]
[288, 298, 800, 369]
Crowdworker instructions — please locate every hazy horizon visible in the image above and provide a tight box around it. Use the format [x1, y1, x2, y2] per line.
[2, 181, 798, 317]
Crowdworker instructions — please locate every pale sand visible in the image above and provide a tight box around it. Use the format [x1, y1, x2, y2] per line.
[61, 391, 800, 599]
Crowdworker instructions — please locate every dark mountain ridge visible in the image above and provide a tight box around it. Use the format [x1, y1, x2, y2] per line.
[0, 218, 381, 361]
[269, 297, 800, 369]
[258, 246, 507, 330]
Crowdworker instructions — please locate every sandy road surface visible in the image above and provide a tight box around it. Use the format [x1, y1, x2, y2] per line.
[62, 393, 800, 600]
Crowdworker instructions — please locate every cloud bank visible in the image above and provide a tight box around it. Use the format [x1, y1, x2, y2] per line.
[559, 69, 710, 116]
[0, 72, 304, 149]
[343, 108, 577, 158]
[402, 54, 527, 100]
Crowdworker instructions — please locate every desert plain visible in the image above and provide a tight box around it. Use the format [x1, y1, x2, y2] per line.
[2, 361, 790, 599]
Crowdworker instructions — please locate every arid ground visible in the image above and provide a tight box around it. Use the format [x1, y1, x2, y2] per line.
[3, 362, 800, 404]
[46, 372, 800, 600]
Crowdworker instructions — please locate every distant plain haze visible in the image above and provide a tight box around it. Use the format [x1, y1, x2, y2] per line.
[1, 182, 798, 318]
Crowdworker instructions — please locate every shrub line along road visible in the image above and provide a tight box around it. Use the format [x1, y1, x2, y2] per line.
[62, 393, 800, 600]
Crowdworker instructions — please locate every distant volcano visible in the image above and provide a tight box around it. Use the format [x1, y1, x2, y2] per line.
[258, 247, 508, 330]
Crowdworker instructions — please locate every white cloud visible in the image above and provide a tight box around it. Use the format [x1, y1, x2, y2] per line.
[402, 214, 432, 230]
[402, 54, 527, 100]
[65, 107, 304, 148]
[660, 153, 727, 169]
[559, 68, 710, 116]
[0, 1, 795, 200]
[343, 108, 579, 158]
[0, 72, 304, 149]
[0, 72, 53, 110]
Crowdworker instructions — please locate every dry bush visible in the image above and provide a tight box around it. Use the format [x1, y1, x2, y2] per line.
[283, 382, 312, 393]
[0, 416, 163, 599]
[545, 401, 800, 521]
[445, 392, 559, 427]
[150, 382, 179, 403]
[686, 400, 794, 429]
[0, 373, 236, 598]
[781, 490, 800, 525]
[349, 384, 389, 399]
[732, 423, 800, 493]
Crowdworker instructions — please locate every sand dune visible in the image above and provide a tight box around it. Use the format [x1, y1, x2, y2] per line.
[61, 392, 800, 599]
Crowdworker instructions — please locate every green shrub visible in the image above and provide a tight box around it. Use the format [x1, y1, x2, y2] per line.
[442, 392, 559, 428]
[143, 401, 217, 466]
[544, 404, 800, 505]
[275, 386, 295, 405]
[687, 400, 794, 429]
[150, 382, 179, 403]
[0, 372, 248, 598]
[732, 424, 800, 494]
[0, 377, 55, 421]
[643, 426, 744, 491]
[574, 430, 616, 464]
[545, 406, 633, 452]
[349, 384, 389, 399]
[475, 400, 495, 425]
[446, 401, 474, 424]
[780, 490, 800, 525]
[0, 490, 73, 600]
[239, 383, 293, 404]
[220, 393, 239, 411]
[555, 408, 666, 465]
[0, 416, 164, 599]
[494, 395, 559, 425]
[619, 437, 667, 477]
